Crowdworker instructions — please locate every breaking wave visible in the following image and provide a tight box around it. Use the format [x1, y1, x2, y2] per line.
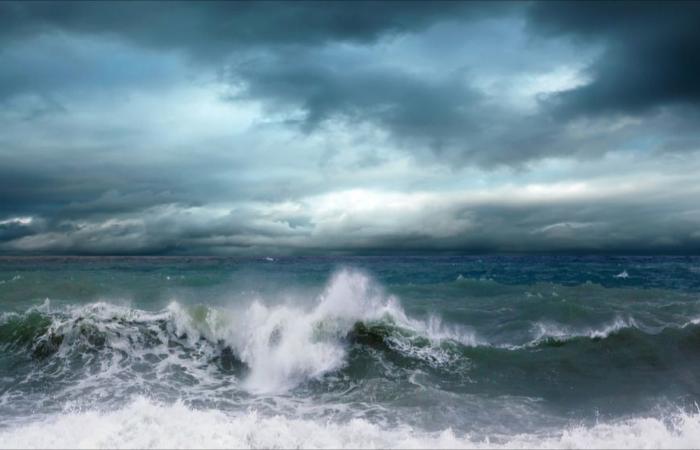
[3, 261, 700, 449]
[1, 270, 478, 394]
[3, 268, 700, 398]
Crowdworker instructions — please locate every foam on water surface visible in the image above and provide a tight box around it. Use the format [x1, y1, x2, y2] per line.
[1, 397, 699, 449]
[167, 269, 477, 392]
[3, 257, 700, 448]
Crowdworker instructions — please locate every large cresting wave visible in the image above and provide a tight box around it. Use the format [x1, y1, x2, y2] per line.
[4, 267, 700, 448]
[1, 269, 477, 394]
[3, 268, 700, 397]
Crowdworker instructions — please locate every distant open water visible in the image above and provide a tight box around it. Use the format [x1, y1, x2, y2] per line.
[1, 256, 700, 448]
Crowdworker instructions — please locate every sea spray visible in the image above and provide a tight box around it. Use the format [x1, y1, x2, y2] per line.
[2, 397, 700, 449]
[3, 256, 700, 448]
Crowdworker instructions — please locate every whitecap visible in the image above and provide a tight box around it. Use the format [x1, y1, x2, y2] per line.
[1, 397, 699, 449]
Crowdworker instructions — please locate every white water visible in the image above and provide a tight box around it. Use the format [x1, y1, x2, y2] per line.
[528, 316, 640, 346]
[15, 269, 475, 395]
[5, 269, 700, 448]
[10, 268, 696, 397]
[169, 269, 477, 392]
[1, 396, 699, 449]
[525, 314, 700, 348]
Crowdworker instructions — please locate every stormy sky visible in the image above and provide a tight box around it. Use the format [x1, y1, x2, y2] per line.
[1, 1, 699, 255]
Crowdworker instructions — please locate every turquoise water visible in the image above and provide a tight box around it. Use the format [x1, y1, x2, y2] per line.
[1, 256, 700, 448]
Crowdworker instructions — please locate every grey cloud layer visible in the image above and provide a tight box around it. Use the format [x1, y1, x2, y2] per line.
[0, 1, 505, 54]
[529, 1, 700, 117]
[5, 177, 700, 255]
[3, 2, 698, 114]
[1, 1, 699, 254]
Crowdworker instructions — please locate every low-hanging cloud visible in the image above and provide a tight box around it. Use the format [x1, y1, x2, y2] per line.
[529, 1, 700, 117]
[1, 1, 699, 255]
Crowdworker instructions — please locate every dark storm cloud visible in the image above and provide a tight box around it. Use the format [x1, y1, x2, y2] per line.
[5, 0, 695, 165]
[6, 181, 699, 256]
[1, 1, 699, 255]
[0, 1, 506, 56]
[217, 0, 700, 166]
[0, 162, 183, 220]
[528, 1, 700, 117]
[0, 218, 43, 243]
[230, 51, 482, 156]
[1, 204, 313, 255]
[0, 0, 525, 166]
[232, 49, 700, 167]
[226, 49, 640, 168]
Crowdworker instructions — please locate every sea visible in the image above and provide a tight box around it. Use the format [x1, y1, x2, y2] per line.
[1, 255, 699, 448]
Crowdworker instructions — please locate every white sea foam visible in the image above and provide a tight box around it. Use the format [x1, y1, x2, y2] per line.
[614, 270, 629, 279]
[17, 269, 691, 399]
[167, 269, 477, 392]
[20, 269, 472, 395]
[529, 316, 639, 345]
[1, 397, 699, 449]
[525, 314, 700, 348]
[0, 274, 22, 285]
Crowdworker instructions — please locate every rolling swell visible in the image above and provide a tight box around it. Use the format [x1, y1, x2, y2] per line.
[4, 257, 700, 448]
[346, 318, 700, 391]
[4, 276, 700, 406]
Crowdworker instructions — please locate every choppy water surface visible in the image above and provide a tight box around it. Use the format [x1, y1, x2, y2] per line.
[1, 256, 700, 448]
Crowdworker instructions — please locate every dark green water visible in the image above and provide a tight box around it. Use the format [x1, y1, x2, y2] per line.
[1, 256, 699, 448]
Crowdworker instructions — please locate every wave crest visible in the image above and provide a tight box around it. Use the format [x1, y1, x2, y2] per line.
[4, 269, 698, 395]
[1, 269, 474, 393]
